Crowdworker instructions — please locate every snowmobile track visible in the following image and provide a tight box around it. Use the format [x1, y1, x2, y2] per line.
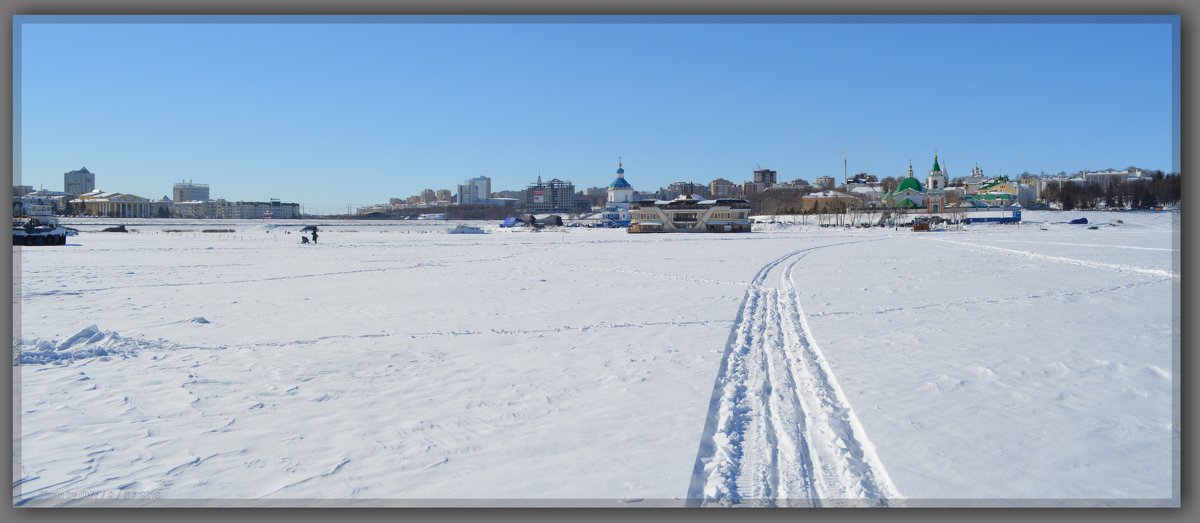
[687, 240, 900, 507]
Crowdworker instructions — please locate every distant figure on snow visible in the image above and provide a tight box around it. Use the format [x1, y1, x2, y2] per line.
[301, 235, 310, 244]
[311, 229, 318, 243]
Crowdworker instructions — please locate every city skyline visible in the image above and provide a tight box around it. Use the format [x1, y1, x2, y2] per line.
[16, 15, 1178, 210]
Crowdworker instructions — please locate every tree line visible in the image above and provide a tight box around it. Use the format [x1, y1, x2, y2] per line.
[1039, 172, 1181, 210]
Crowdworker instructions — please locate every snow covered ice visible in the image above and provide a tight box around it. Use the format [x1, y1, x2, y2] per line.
[11, 211, 1179, 507]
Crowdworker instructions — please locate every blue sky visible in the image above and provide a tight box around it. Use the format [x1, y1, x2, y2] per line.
[16, 15, 1178, 211]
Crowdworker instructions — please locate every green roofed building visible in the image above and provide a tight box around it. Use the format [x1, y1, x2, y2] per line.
[885, 152, 952, 212]
[885, 161, 926, 209]
[896, 175, 924, 193]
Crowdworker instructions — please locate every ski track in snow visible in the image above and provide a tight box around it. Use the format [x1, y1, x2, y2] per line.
[806, 278, 1172, 319]
[918, 237, 1179, 280]
[967, 238, 1176, 252]
[688, 240, 900, 507]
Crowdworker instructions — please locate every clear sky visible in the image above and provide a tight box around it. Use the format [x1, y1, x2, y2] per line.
[15, 15, 1178, 212]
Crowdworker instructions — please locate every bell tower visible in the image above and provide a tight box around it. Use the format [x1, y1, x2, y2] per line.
[927, 152, 947, 214]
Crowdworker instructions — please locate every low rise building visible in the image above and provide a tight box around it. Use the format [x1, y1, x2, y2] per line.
[1083, 169, 1141, 190]
[801, 190, 861, 213]
[974, 177, 1036, 207]
[173, 198, 300, 219]
[173, 200, 215, 219]
[234, 200, 302, 219]
[73, 190, 169, 218]
[845, 172, 877, 186]
[848, 185, 886, 207]
[627, 195, 752, 233]
[21, 190, 72, 213]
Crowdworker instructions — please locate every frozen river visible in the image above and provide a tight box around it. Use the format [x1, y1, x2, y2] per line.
[12, 210, 1179, 507]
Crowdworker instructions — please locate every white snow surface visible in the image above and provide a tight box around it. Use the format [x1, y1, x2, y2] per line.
[12, 211, 1179, 507]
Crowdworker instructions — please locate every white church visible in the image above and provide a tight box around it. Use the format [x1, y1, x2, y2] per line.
[600, 159, 635, 227]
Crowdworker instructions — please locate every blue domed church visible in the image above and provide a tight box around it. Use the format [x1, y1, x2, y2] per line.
[601, 159, 635, 227]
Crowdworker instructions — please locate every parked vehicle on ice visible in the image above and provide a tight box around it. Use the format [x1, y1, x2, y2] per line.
[12, 201, 68, 246]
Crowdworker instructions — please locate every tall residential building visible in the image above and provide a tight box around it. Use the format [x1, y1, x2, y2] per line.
[456, 176, 492, 205]
[420, 189, 436, 204]
[709, 178, 735, 198]
[742, 181, 760, 196]
[753, 168, 778, 187]
[172, 181, 211, 203]
[667, 181, 707, 198]
[435, 189, 452, 202]
[815, 176, 836, 189]
[64, 167, 96, 195]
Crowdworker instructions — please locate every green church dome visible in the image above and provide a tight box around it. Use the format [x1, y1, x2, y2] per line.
[896, 176, 924, 193]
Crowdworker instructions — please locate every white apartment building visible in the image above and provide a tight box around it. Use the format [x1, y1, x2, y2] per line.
[456, 176, 492, 205]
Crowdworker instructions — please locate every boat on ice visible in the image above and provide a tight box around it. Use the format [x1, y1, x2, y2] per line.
[12, 201, 69, 246]
[447, 224, 487, 234]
